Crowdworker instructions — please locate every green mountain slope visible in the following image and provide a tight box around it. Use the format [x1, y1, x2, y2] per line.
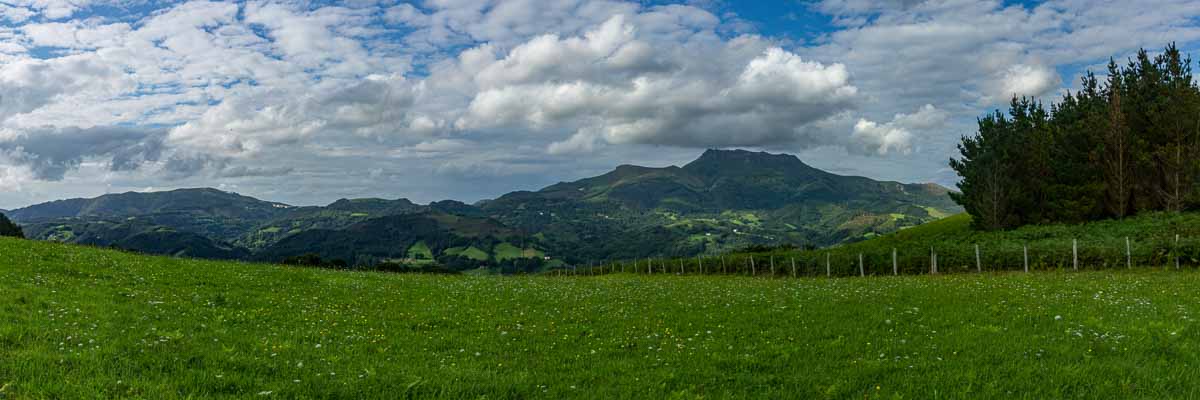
[4, 149, 960, 269]
[236, 198, 422, 250]
[21, 217, 248, 259]
[10, 188, 296, 243]
[481, 149, 960, 261]
[7, 188, 292, 222]
[253, 211, 532, 269]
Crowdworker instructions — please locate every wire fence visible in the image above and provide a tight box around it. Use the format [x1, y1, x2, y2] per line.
[548, 235, 1200, 277]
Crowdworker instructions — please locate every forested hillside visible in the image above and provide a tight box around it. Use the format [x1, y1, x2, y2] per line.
[953, 44, 1200, 229]
[5, 150, 959, 271]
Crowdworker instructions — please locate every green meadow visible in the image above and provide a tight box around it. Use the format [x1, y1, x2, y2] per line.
[4, 237, 1200, 398]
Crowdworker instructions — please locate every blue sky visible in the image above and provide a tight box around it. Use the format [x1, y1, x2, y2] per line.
[0, 0, 1198, 208]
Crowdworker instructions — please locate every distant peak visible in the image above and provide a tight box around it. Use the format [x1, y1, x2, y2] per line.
[686, 148, 810, 169]
[170, 187, 225, 193]
[697, 148, 796, 159]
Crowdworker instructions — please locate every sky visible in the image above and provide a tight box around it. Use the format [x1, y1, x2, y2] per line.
[1, 0, 1199, 209]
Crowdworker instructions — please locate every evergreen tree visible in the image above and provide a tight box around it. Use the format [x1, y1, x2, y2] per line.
[0, 213, 23, 239]
[1100, 59, 1133, 218]
[952, 43, 1200, 229]
[950, 110, 1014, 230]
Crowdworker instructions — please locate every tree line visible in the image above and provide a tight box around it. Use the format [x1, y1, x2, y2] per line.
[0, 213, 22, 238]
[952, 43, 1200, 230]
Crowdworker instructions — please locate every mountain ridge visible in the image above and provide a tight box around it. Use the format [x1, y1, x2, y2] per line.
[8, 149, 961, 270]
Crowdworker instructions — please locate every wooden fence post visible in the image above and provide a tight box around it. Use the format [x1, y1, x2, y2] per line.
[930, 247, 935, 275]
[975, 244, 981, 273]
[892, 248, 898, 276]
[679, 258, 684, 274]
[1175, 234, 1181, 270]
[858, 253, 864, 277]
[698, 256, 704, 275]
[1023, 245, 1029, 273]
[770, 256, 775, 277]
[721, 256, 727, 274]
[791, 257, 797, 278]
[1126, 237, 1131, 269]
[750, 257, 756, 276]
[826, 253, 831, 277]
[1072, 239, 1078, 271]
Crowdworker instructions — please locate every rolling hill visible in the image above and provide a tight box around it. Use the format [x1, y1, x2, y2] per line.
[252, 211, 523, 267]
[4, 149, 961, 269]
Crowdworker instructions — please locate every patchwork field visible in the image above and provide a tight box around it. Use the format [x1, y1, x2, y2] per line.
[3, 237, 1200, 398]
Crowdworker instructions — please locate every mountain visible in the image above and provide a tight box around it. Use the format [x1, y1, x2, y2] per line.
[235, 197, 422, 250]
[9, 188, 296, 242]
[478, 149, 959, 261]
[5, 149, 961, 270]
[515, 149, 955, 211]
[22, 217, 248, 259]
[8, 188, 292, 222]
[253, 211, 526, 267]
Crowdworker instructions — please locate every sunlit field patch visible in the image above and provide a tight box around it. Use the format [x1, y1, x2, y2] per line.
[2, 237, 1199, 398]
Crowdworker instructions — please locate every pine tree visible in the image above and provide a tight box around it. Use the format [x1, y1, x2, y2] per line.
[950, 110, 1013, 230]
[0, 213, 23, 239]
[1102, 59, 1132, 218]
[953, 43, 1200, 229]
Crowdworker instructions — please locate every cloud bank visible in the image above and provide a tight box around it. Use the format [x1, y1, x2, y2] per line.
[0, 0, 1197, 207]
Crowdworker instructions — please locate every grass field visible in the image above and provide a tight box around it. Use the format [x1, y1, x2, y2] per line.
[445, 246, 490, 261]
[4, 237, 1200, 398]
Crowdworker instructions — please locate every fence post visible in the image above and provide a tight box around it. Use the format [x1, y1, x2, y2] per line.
[679, 259, 684, 274]
[1023, 245, 1029, 273]
[791, 257, 797, 278]
[1175, 234, 1180, 270]
[1126, 237, 1131, 269]
[721, 256, 727, 274]
[770, 256, 776, 277]
[750, 257, 756, 276]
[975, 244, 981, 273]
[892, 248, 898, 276]
[859, 253, 864, 277]
[826, 253, 831, 277]
[698, 256, 704, 275]
[930, 247, 936, 275]
[1072, 239, 1078, 271]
